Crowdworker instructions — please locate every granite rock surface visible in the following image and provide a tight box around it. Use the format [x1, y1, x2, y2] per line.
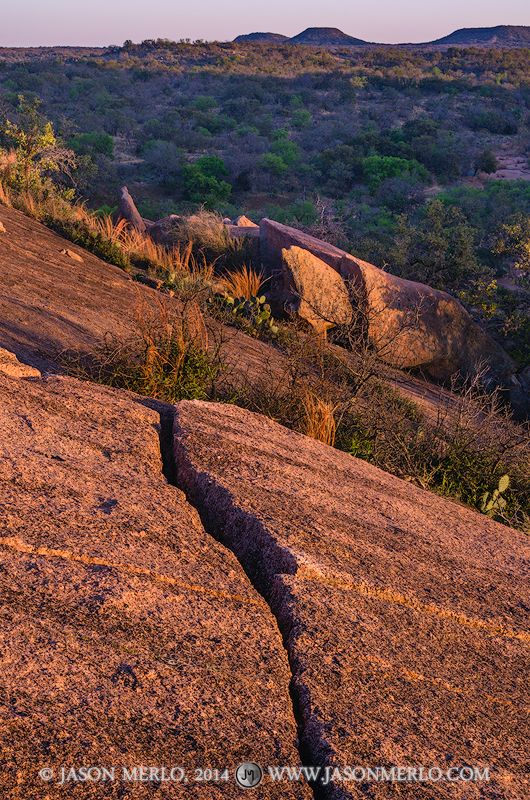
[0, 373, 310, 799]
[174, 399, 530, 799]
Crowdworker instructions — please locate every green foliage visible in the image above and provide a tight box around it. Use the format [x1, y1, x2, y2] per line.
[343, 381, 529, 526]
[183, 155, 231, 209]
[47, 215, 129, 269]
[291, 109, 311, 129]
[271, 130, 301, 167]
[69, 131, 114, 159]
[0, 95, 76, 198]
[474, 148, 498, 175]
[76, 304, 222, 404]
[391, 199, 481, 288]
[494, 214, 530, 273]
[259, 152, 288, 176]
[457, 278, 499, 320]
[464, 108, 518, 135]
[362, 154, 430, 190]
[113, 343, 218, 402]
[191, 95, 216, 111]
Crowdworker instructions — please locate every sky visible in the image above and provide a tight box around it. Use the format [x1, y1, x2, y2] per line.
[2, 0, 530, 48]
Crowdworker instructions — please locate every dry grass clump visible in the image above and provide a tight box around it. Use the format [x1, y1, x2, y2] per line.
[230, 329, 353, 441]
[0, 183, 215, 286]
[220, 265, 267, 300]
[344, 374, 530, 528]
[301, 392, 338, 446]
[173, 211, 257, 273]
[0, 171, 248, 285]
[78, 206, 217, 285]
[62, 291, 223, 404]
[183, 211, 231, 252]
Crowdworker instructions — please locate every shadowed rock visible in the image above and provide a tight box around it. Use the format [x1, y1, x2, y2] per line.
[114, 185, 147, 233]
[339, 253, 518, 387]
[174, 399, 530, 800]
[147, 214, 185, 245]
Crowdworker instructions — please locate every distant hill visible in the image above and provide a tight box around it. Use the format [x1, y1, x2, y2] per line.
[428, 25, 530, 47]
[287, 27, 368, 47]
[234, 32, 289, 43]
[233, 24, 530, 50]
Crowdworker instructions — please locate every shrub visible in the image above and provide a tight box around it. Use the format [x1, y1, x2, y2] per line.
[474, 148, 498, 175]
[66, 292, 223, 404]
[0, 96, 77, 200]
[183, 156, 232, 209]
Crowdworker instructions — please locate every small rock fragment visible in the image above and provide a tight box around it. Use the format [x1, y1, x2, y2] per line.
[233, 214, 259, 228]
[60, 248, 84, 263]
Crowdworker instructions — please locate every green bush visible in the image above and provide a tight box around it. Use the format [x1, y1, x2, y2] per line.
[69, 131, 114, 159]
[183, 155, 231, 209]
[0, 95, 77, 199]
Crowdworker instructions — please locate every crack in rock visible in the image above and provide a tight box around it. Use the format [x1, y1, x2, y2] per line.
[170, 398, 530, 800]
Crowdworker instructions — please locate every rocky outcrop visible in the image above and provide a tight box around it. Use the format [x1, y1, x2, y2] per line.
[174, 399, 530, 800]
[339, 253, 518, 386]
[147, 213, 184, 245]
[0, 372, 310, 799]
[260, 217, 348, 276]
[224, 214, 260, 240]
[114, 185, 147, 233]
[260, 218, 524, 405]
[233, 214, 259, 228]
[279, 246, 353, 334]
[2, 193, 530, 798]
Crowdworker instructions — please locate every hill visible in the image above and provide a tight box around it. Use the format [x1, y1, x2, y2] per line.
[287, 27, 368, 47]
[233, 32, 288, 43]
[429, 24, 530, 47]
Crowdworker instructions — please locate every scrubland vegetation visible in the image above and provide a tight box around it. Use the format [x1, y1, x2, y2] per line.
[0, 40, 530, 529]
[2, 39, 530, 358]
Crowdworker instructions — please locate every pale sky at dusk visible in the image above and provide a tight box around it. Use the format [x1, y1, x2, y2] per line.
[2, 0, 530, 48]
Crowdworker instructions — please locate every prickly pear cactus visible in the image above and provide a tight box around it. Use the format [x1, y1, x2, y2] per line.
[480, 474, 510, 518]
[209, 292, 278, 337]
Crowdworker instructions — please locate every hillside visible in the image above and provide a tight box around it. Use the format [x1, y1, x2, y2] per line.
[3, 33, 530, 377]
[232, 24, 530, 49]
[1, 201, 529, 797]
